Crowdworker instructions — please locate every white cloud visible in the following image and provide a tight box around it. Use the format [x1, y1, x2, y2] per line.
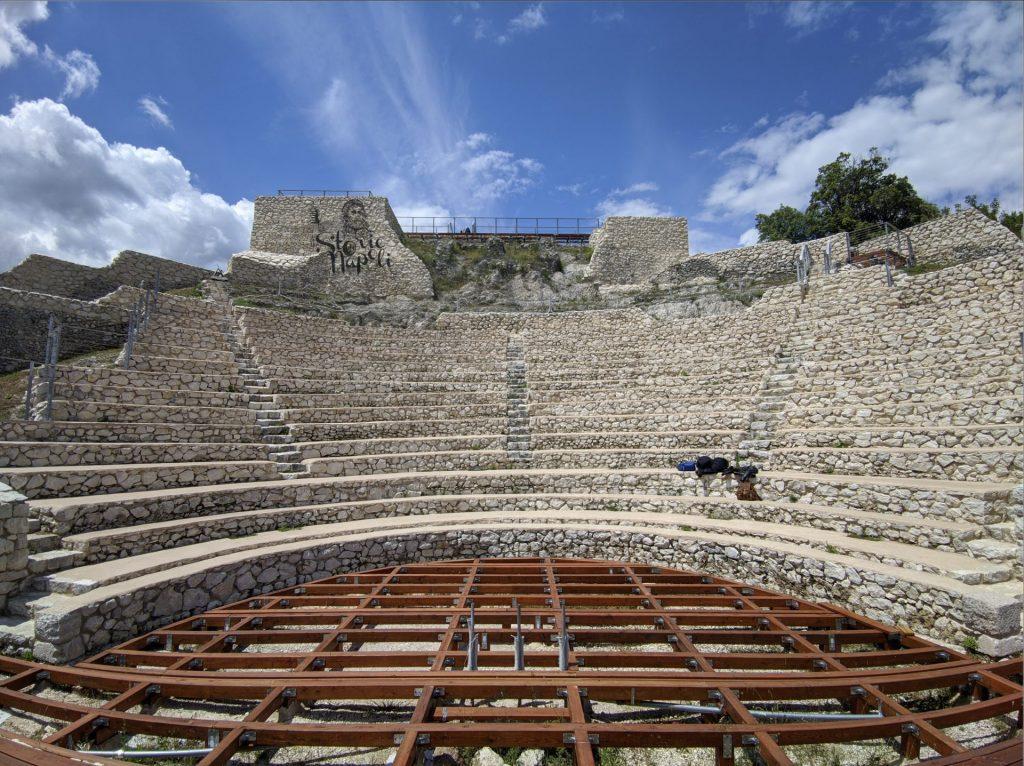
[509, 3, 546, 32]
[41, 46, 99, 99]
[138, 95, 173, 128]
[738, 227, 759, 246]
[0, 98, 252, 271]
[0, 1, 47, 69]
[609, 181, 659, 196]
[592, 8, 624, 24]
[704, 2, 1024, 221]
[271, 5, 543, 215]
[556, 182, 584, 196]
[497, 3, 546, 44]
[1, 4, 102, 101]
[783, 1, 851, 33]
[596, 180, 671, 218]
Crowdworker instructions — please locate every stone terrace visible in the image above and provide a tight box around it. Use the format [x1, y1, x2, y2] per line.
[0, 249, 1021, 663]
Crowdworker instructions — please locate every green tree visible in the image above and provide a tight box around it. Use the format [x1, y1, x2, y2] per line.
[961, 195, 1023, 238]
[754, 205, 824, 243]
[755, 149, 941, 242]
[807, 149, 941, 232]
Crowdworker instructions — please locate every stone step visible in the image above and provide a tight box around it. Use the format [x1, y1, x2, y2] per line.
[28, 549, 84, 577]
[8, 590, 56, 618]
[28, 532, 60, 554]
[965, 538, 1021, 563]
[1, 460, 281, 500]
[44, 399, 259, 427]
[987, 522, 1019, 543]
[0, 441, 270, 469]
[0, 617, 36, 653]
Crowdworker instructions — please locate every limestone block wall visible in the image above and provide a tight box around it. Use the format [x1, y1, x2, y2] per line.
[678, 232, 851, 285]
[0, 251, 213, 300]
[435, 307, 652, 332]
[31, 527, 1022, 662]
[588, 217, 689, 284]
[236, 195, 433, 300]
[0, 484, 29, 614]
[858, 209, 1022, 265]
[0, 286, 128, 372]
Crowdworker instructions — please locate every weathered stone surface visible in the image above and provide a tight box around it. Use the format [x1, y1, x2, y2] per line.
[234, 195, 433, 300]
[588, 216, 689, 284]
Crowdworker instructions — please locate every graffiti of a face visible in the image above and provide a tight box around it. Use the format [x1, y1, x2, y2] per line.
[342, 200, 370, 239]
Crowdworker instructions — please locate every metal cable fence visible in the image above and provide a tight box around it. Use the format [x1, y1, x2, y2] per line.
[398, 216, 601, 238]
[9, 281, 163, 421]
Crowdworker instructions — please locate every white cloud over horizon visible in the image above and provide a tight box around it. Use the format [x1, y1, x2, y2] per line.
[596, 181, 673, 218]
[0, 98, 252, 271]
[704, 1, 1024, 225]
[285, 4, 543, 216]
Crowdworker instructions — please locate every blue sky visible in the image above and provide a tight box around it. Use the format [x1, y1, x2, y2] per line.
[0, 1, 1021, 269]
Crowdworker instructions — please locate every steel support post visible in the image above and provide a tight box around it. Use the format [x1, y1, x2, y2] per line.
[23, 362, 35, 419]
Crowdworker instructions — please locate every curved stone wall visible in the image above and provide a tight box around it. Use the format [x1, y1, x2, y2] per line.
[28, 524, 1020, 662]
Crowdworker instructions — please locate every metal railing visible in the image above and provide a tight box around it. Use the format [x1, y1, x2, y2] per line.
[20, 275, 162, 421]
[398, 216, 601, 237]
[276, 189, 373, 197]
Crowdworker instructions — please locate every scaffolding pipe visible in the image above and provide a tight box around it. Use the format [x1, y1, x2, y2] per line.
[557, 601, 570, 671]
[83, 748, 214, 759]
[466, 603, 478, 671]
[628, 701, 884, 721]
[123, 308, 137, 369]
[44, 319, 60, 422]
[23, 362, 34, 419]
[513, 598, 525, 671]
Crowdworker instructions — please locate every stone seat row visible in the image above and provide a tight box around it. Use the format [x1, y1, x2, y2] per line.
[39, 399, 259, 426]
[25, 466, 1018, 537]
[294, 444, 1022, 483]
[288, 429, 744, 460]
[777, 394, 1021, 429]
[3, 419, 263, 444]
[773, 423, 1023, 449]
[0, 459, 280, 500]
[31, 504, 1007, 598]
[0, 439, 271, 468]
[14, 513, 1021, 662]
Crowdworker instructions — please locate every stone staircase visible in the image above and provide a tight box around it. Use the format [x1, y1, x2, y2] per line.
[739, 347, 799, 463]
[207, 282, 307, 480]
[506, 334, 532, 465]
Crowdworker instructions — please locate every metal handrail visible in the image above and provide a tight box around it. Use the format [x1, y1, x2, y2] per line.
[397, 216, 602, 236]
[276, 189, 373, 197]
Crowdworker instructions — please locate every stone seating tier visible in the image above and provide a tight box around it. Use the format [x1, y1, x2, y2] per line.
[16, 521, 1021, 662]
[26, 467, 1017, 536]
[0, 249, 1020, 664]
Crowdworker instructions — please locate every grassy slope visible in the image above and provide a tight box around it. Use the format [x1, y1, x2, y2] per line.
[0, 347, 121, 421]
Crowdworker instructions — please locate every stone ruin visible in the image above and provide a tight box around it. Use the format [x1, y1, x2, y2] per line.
[0, 195, 1020, 764]
[231, 195, 434, 300]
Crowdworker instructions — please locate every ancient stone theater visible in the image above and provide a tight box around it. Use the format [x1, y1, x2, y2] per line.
[0, 192, 1020, 764]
